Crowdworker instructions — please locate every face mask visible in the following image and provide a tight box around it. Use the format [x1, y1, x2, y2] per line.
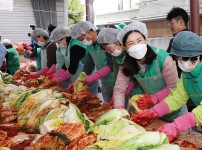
[128, 43, 147, 59]
[37, 41, 45, 47]
[82, 38, 92, 46]
[58, 43, 67, 49]
[178, 58, 200, 72]
[111, 49, 122, 57]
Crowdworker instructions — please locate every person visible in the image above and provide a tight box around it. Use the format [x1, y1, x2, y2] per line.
[47, 24, 56, 36]
[132, 31, 202, 142]
[114, 21, 187, 121]
[166, 7, 189, 76]
[1, 39, 20, 75]
[0, 43, 7, 68]
[97, 28, 134, 99]
[27, 28, 57, 79]
[48, 27, 86, 88]
[166, 7, 195, 112]
[115, 22, 126, 30]
[70, 21, 115, 102]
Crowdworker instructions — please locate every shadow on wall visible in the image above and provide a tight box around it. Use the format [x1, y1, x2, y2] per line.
[147, 37, 173, 51]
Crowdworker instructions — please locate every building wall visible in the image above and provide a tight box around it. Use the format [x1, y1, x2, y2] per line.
[56, 0, 65, 27]
[0, 0, 65, 43]
[0, 0, 36, 43]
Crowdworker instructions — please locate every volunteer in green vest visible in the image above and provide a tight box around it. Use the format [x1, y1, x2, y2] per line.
[1, 39, 20, 75]
[114, 21, 187, 122]
[71, 21, 115, 102]
[132, 31, 202, 142]
[27, 28, 57, 79]
[97, 28, 135, 103]
[48, 27, 86, 88]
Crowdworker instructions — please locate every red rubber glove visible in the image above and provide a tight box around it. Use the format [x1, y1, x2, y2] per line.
[109, 97, 114, 106]
[137, 88, 170, 110]
[131, 109, 158, 126]
[137, 95, 153, 110]
[157, 112, 196, 142]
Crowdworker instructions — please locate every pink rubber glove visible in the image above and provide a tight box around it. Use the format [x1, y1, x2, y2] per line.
[52, 69, 72, 83]
[132, 101, 169, 125]
[115, 106, 124, 109]
[137, 88, 170, 109]
[158, 112, 196, 142]
[125, 81, 135, 97]
[46, 64, 56, 75]
[27, 67, 49, 79]
[85, 66, 111, 83]
[22, 43, 32, 51]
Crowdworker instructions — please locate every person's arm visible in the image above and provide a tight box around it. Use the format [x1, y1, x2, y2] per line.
[113, 67, 131, 108]
[46, 42, 57, 68]
[164, 77, 189, 113]
[84, 52, 114, 83]
[192, 102, 202, 126]
[83, 53, 95, 75]
[162, 56, 179, 90]
[68, 45, 86, 74]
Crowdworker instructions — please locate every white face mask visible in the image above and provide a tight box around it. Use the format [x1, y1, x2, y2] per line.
[82, 38, 92, 46]
[58, 43, 67, 49]
[37, 41, 45, 47]
[111, 49, 122, 57]
[178, 58, 200, 72]
[128, 43, 147, 59]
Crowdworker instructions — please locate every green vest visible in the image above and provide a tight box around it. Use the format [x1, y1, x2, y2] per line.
[88, 43, 115, 86]
[183, 61, 202, 106]
[36, 48, 41, 71]
[6, 48, 20, 75]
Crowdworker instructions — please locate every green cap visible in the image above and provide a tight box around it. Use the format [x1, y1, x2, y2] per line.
[115, 22, 126, 30]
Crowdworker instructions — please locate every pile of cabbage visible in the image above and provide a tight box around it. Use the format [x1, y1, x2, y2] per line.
[84, 109, 180, 150]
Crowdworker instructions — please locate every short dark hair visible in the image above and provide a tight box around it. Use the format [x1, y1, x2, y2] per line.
[48, 24, 56, 33]
[167, 7, 189, 27]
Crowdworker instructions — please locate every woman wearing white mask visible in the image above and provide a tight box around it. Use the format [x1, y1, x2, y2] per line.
[132, 31, 202, 142]
[114, 21, 187, 122]
[27, 28, 57, 79]
[48, 27, 87, 88]
[97, 28, 135, 104]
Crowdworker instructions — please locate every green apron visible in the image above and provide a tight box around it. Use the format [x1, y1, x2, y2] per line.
[36, 48, 41, 71]
[88, 43, 115, 87]
[131, 48, 187, 122]
[6, 48, 20, 75]
[183, 61, 202, 106]
[57, 41, 83, 88]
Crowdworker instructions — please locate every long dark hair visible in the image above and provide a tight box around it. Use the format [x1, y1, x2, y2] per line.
[121, 30, 157, 77]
